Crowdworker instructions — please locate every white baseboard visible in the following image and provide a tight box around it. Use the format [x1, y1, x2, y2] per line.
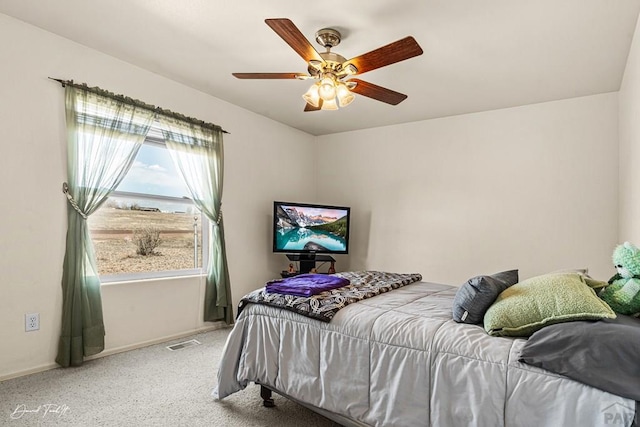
[0, 323, 229, 382]
[0, 362, 60, 382]
[86, 323, 227, 361]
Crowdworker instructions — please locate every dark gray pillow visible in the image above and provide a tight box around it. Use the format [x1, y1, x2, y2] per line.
[452, 269, 519, 324]
[519, 315, 640, 400]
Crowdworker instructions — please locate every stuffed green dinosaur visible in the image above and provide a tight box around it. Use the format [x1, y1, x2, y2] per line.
[600, 241, 640, 315]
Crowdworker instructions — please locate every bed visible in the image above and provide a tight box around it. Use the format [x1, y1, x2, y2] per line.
[214, 272, 638, 426]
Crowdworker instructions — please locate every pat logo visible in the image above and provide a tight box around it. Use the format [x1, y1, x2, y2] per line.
[601, 402, 636, 425]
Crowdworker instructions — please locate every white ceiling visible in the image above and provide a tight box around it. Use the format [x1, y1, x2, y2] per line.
[2, 0, 639, 136]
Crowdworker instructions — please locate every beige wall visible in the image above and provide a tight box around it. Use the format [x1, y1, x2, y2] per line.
[0, 11, 634, 381]
[619, 15, 640, 243]
[0, 14, 315, 380]
[316, 94, 619, 285]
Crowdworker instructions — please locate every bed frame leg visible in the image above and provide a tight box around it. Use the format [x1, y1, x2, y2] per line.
[260, 385, 275, 407]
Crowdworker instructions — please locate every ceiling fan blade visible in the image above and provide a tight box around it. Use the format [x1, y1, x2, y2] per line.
[233, 72, 307, 79]
[304, 99, 322, 112]
[349, 79, 408, 105]
[345, 36, 423, 75]
[265, 18, 323, 63]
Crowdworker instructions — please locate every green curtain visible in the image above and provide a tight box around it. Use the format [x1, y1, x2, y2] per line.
[158, 116, 233, 324]
[56, 86, 155, 367]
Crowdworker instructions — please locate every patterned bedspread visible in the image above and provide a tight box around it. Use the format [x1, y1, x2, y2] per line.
[238, 270, 422, 322]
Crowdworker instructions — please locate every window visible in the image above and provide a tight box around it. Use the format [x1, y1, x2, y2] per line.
[88, 128, 208, 281]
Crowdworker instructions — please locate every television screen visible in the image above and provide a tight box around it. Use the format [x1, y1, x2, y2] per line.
[273, 201, 350, 254]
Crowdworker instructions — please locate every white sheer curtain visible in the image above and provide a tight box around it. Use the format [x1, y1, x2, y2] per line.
[58, 85, 155, 367]
[158, 116, 232, 323]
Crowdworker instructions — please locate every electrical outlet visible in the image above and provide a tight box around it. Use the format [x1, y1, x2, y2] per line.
[25, 313, 39, 332]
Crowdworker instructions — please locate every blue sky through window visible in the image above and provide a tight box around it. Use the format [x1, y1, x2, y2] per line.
[117, 143, 189, 198]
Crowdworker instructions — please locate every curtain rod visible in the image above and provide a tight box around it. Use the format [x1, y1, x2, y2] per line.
[48, 77, 229, 134]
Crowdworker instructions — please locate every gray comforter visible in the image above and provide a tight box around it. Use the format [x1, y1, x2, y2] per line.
[214, 281, 636, 426]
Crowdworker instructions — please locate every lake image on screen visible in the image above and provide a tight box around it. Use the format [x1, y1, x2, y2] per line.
[276, 228, 346, 251]
[275, 205, 348, 252]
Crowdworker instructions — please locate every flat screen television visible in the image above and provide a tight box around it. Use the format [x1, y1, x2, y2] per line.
[273, 201, 350, 257]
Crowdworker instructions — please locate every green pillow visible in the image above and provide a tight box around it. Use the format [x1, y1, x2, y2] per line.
[484, 273, 615, 337]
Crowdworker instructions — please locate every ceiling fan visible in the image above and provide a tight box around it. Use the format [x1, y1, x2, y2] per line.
[233, 18, 424, 111]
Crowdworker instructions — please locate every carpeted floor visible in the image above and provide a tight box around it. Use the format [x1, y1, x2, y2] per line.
[0, 328, 339, 426]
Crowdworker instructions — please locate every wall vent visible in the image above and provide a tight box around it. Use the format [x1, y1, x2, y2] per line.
[166, 339, 201, 351]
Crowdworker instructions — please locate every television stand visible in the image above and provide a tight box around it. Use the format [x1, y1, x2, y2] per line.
[286, 254, 335, 275]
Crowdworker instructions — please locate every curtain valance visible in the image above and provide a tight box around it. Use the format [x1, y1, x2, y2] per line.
[49, 78, 229, 134]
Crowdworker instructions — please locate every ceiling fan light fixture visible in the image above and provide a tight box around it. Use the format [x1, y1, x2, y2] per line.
[320, 97, 339, 111]
[336, 83, 355, 107]
[234, 19, 423, 114]
[318, 76, 337, 101]
[302, 83, 321, 107]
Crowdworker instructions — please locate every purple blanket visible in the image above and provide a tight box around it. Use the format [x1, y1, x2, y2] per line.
[266, 274, 350, 297]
